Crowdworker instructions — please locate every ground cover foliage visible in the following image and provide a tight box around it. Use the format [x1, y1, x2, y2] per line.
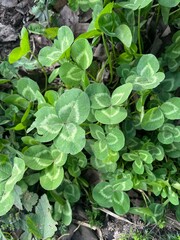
[0, 0, 180, 239]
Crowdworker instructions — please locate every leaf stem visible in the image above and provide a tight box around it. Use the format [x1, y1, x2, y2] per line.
[138, 9, 142, 54]
[50, 190, 65, 205]
[110, 36, 116, 58]
[31, 51, 48, 92]
[169, 6, 180, 16]
[102, 33, 113, 84]
[155, 5, 161, 25]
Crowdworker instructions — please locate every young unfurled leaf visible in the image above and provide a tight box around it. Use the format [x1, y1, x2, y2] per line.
[168, 188, 179, 205]
[48, 68, 60, 83]
[9, 27, 30, 64]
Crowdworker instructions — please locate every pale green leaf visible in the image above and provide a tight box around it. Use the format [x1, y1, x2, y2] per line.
[0, 161, 12, 182]
[8, 27, 30, 64]
[33, 194, 57, 238]
[31, 106, 62, 142]
[115, 24, 132, 48]
[106, 128, 125, 151]
[62, 200, 72, 226]
[158, 0, 180, 7]
[160, 97, 180, 120]
[40, 165, 64, 190]
[17, 77, 40, 101]
[111, 83, 133, 106]
[113, 191, 130, 214]
[137, 54, 159, 77]
[112, 178, 133, 191]
[93, 182, 113, 208]
[21, 136, 40, 146]
[168, 189, 179, 205]
[71, 38, 93, 70]
[93, 140, 108, 160]
[98, 12, 120, 37]
[54, 124, 86, 155]
[89, 124, 105, 140]
[133, 159, 144, 174]
[56, 88, 90, 124]
[48, 68, 59, 83]
[86, 83, 111, 109]
[95, 106, 127, 124]
[55, 26, 74, 52]
[51, 149, 67, 167]
[24, 145, 53, 170]
[59, 62, 85, 87]
[5, 157, 25, 193]
[138, 150, 153, 164]
[22, 191, 38, 212]
[63, 184, 81, 203]
[0, 191, 14, 216]
[38, 46, 62, 67]
[103, 149, 119, 164]
[141, 107, 164, 131]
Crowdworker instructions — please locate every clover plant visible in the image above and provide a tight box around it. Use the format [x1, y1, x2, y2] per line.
[0, 0, 180, 238]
